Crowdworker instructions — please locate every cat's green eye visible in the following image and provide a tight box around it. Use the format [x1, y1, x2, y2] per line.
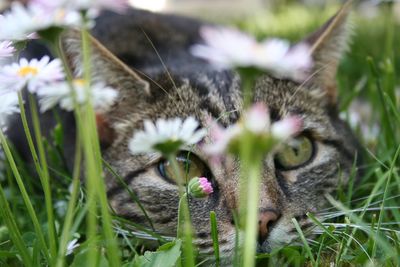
[158, 152, 209, 183]
[274, 135, 314, 170]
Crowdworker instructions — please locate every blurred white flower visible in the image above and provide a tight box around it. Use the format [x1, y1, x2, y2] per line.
[190, 26, 313, 81]
[0, 41, 15, 58]
[271, 116, 303, 140]
[339, 100, 379, 143]
[129, 117, 207, 156]
[204, 120, 241, 156]
[66, 238, 80, 255]
[0, 56, 64, 93]
[66, 0, 129, 13]
[0, 92, 19, 130]
[0, 3, 38, 41]
[32, 0, 128, 15]
[37, 79, 118, 112]
[0, 2, 82, 41]
[204, 103, 302, 155]
[243, 102, 270, 134]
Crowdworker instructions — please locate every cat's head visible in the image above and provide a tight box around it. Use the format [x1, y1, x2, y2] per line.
[62, 1, 359, 261]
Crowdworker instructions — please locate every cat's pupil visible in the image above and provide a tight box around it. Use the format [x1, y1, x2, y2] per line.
[293, 147, 299, 156]
[274, 135, 314, 170]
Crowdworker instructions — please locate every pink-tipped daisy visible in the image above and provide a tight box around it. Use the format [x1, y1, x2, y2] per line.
[190, 26, 313, 81]
[0, 56, 64, 93]
[188, 177, 213, 198]
[271, 116, 303, 140]
[204, 102, 303, 156]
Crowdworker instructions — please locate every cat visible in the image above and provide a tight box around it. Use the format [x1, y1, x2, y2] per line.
[6, 1, 360, 263]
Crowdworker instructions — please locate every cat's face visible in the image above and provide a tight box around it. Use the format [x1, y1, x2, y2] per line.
[62, 2, 358, 262]
[99, 75, 358, 258]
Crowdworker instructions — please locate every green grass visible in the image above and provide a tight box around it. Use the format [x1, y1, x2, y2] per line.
[0, 2, 399, 267]
[241, 3, 400, 266]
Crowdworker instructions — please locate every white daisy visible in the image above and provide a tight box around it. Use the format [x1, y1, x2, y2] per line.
[66, 0, 129, 13]
[0, 2, 82, 41]
[0, 3, 38, 41]
[204, 103, 302, 155]
[33, 0, 129, 14]
[66, 238, 80, 255]
[37, 79, 119, 112]
[129, 117, 207, 156]
[0, 91, 19, 130]
[0, 56, 64, 93]
[190, 26, 313, 81]
[0, 41, 15, 58]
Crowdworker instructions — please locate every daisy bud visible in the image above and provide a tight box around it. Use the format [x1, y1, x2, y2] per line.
[188, 177, 213, 198]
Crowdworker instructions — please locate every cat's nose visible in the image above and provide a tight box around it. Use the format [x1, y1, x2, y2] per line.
[258, 209, 280, 244]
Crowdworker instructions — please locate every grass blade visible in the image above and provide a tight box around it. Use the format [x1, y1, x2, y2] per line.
[0, 184, 32, 266]
[292, 218, 316, 267]
[210, 211, 220, 267]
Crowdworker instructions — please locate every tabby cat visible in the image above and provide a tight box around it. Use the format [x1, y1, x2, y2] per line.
[7, 1, 360, 263]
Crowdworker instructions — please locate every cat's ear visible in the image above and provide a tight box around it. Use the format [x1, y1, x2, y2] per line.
[60, 30, 150, 95]
[60, 30, 150, 147]
[301, 0, 353, 104]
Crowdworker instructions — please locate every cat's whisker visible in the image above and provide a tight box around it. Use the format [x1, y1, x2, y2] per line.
[140, 28, 186, 109]
[131, 66, 173, 97]
[287, 61, 329, 106]
[310, 230, 373, 261]
[318, 203, 400, 218]
[336, 231, 373, 261]
[318, 206, 400, 217]
[319, 192, 400, 213]
[305, 237, 339, 253]
[319, 223, 400, 235]
[113, 226, 174, 241]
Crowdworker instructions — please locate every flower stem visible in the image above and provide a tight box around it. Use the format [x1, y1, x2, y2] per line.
[0, 128, 51, 264]
[237, 69, 262, 266]
[168, 155, 195, 267]
[28, 93, 58, 262]
[17, 92, 43, 180]
[242, 158, 261, 267]
[0, 147, 32, 266]
[210, 211, 220, 267]
[239, 132, 262, 267]
[239, 68, 259, 108]
[80, 26, 121, 266]
[55, 138, 82, 267]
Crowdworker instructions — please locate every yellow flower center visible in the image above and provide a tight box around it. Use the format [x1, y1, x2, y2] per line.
[73, 79, 86, 87]
[55, 9, 66, 21]
[18, 66, 39, 77]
